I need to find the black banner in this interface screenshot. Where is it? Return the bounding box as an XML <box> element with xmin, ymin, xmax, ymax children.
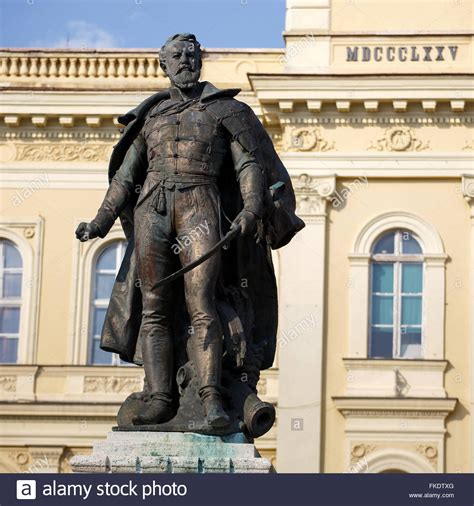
<box><xmin>1</xmin><ymin>473</ymin><xmax>473</xmax><ymax>506</ymax></box>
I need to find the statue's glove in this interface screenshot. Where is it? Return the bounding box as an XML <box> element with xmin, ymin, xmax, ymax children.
<box><xmin>231</xmin><ymin>209</ymin><xmax>259</xmax><ymax>236</ymax></box>
<box><xmin>75</xmin><ymin>221</ymin><xmax>102</xmax><ymax>242</ymax></box>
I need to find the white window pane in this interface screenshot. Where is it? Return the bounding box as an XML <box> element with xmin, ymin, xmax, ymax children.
<box><xmin>373</xmin><ymin>232</ymin><xmax>395</xmax><ymax>254</ymax></box>
<box><xmin>3</xmin><ymin>272</ymin><xmax>22</xmax><ymax>297</ymax></box>
<box><xmin>0</xmin><ymin>307</ymin><xmax>20</xmax><ymax>333</ymax></box>
<box><xmin>370</xmin><ymin>327</ymin><xmax>393</xmax><ymax>358</ymax></box>
<box><xmin>400</xmin><ymin>329</ymin><xmax>422</xmax><ymax>358</ymax></box>
<box><xmin>4</xmin><ymin>242</ymin><xmax>22</xmax><ymax>268</ymax></box>
<box><xmin>95</xmin><ymin>273</ymin><xmax>115</xmax><ymax>299</ymax></box>
<box><xmin>0</xmin><ymin>336</ymin><xmax>18</xmax><ymax>363</ymax></box>
<box><xmin>97</xmin><ymin>246</ymin><xmax>116</xmax><ymax>270</ymax></box>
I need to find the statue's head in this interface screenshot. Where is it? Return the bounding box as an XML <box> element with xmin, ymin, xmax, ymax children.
<box><xmin>159</xmin><ymin>33</ymin><xmax>202</xmax><ymax>90</ymax></box>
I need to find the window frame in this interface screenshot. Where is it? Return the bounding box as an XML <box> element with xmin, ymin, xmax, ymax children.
<box><xmin>348</xmin><ymin>211</ymin><xmax>447</xmax><ymax>361</ymax></box>
<box><xmin>88</xmin><ymin>240</ymin><xmax>127</xmax><ymax>366</ymax></box>
<box><xmin>368</xmin><ymin>230</ymin><xmax>425</xmax><ymax>359</ymax></box>
<box><xmin>0</xmin><ymin>219</ymin><xmax>43</xmax><ymax>365</ymax></box>
<box><xmin>69</xmin><ymin>222</ymin><xmax>127</xmax><ymax>365</ymax></box>
<box><xmin>0</xmin><ymin>239</ymin><xmax>23</xmax><ymax>363</ymax></box>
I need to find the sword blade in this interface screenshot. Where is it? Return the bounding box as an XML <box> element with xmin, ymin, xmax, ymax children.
<box><xmin>151</xmin><ymin>225</ymin><xmax>241</xmax><ymax>290</ymax></box>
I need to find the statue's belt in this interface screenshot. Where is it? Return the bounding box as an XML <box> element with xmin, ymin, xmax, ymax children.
<box><xmin>150</xmin><ymin>225</ymin><xmax>241</xmax><ymax>290</ymax></box>
<box><xmin>136</xmin><ymin>173</ymin><xmax>217</xmax><ymax>214</ymax></box>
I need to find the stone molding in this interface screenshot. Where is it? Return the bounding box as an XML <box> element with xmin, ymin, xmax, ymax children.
<box><xmin>333</xmin><ymin>396</ymin><xmax>457</xmax><ymax>418</ymax></box>
<box><xmin>292</xmin><ymin>173</ymin><xmax>336</xmax><ymax>218</ymax></box>
<box><xmin>0</xmin><ymin>219</ymin><xmax>44</xmax><ymax>365</ymax></box>
<box><xmin>342</xmin><ymin>359</ymin><xmax>449</xmax><ymax>398</ymax></box>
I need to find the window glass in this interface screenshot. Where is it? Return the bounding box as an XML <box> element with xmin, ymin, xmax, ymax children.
<box><xmin>400</xmin><ymin>329</ymin><xmax>422</xmax><ymax>358</ymax></box>
<box><xmin>372</xmin><ymin>295</ymin><xmax>393</xmax><ymax>325</ymax></box>
<box><xmin>372</xmin><ymin>263</ymin><xmax>394</xmax><ymax>293</ymax></box>
<box><xmin>401</xmin><ymin>231</ymin><xmax>422</xmax><ymax>254</ymax></box>
<box><xmin>89</xmin><ymin>241</ymin><xmax>127</xmax><ymax>365</ymax></box>
<box><xmin>4</xmin><ymin>243</ymin><xmax>22</xmax><ymax>268</ymax></box>
<box><xmin>373</xmin><ymin>232</ymin><xmax>395</xmax><ymax>254</ymax></box>
<box><xmin>401</xmin><ymin>296</ymin><xmax>422</xmax><ymax>326</ymax></box>
<box><xmin>370</xmin><ymin>327</ymin><xmax>393</xmax><ymax>358</ymax></box>
<box><xmin>0</xmin><ymin>337</ymin><xmax>18</xmax><ymax>363</ymax></box>
<box><xmin>95</xmin><ymin>273</ymin><xmax>115</xmax><ymax>300</ymax></box>
<box><xmin>402</xmin><ymin>263</ymin><xmax>423</xmax><ymax>293</ymax></box>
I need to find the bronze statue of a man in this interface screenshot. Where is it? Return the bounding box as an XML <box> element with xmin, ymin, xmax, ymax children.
<box><xmin>76</xmin><ymin>33</ymin><xmax>304</xmax><ymax>437</ymax></box>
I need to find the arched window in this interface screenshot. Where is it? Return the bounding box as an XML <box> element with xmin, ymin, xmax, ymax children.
<box><xmin>369</xmin><ymin>229</ymin><xmax>424</xmax><ymax>359</ymax></box>
<box><xmin>89</xmin><ymin>240</ymin><xmax>127</xmax><ymax>365</ymax></box>
<box><xmin>0</xmin><ymin>239</ymin><xmax>23</xmax><ymax>364</ymax></box>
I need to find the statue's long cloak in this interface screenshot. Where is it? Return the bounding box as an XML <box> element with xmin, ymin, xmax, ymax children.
<box><xmin>100</xmin><ymin>83</ymin><xmax>304</xmax><ymax>370</ymax></box>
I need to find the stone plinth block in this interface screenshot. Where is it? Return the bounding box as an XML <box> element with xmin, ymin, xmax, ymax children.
<box><xmin>71</xmin><ymin>431</ymin><xmax>272</xmax><ymax>473</ymax></box>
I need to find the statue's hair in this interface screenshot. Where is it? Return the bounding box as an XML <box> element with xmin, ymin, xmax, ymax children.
<box><xmin>159</xmin><ymin>33</ymin><xmax>202</xmax><ymax>72</ymax></box>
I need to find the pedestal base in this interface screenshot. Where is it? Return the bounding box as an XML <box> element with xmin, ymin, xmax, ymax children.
<box><xmin>71</xmin><ymin>431</ymin><xmax>272</xmax><ymax>473</ymax></box>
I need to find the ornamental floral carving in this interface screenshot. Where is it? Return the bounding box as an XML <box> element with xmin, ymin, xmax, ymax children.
<box><xmin>368</xmin><ymin>126</ymin><xmax>430</xmax><ymax>152</ymax></box>
<box><xmin>83</xmin><ymin>376</ymin><xmax>142</xmax><ymax>393</ymax></box>
<box><xmin>8</xmin><ymin>451</ymin><xmax>30</xmax><ymax>469</ymax></box>
<box><xmin>15</xmin><ymin>142</ymin><xmax>112</xmax><ymax>162</ymax></box>
<box><xmin>416</xmin><ymin>444</ymin><xmax>438</xmax><ymax>468</ymax></box>
<box><xmin>462</xmin><ymin>140</ymin><xmax>473</xmax><ymax>151</ymax></box>
<box><xmin>284</xmin><ymin>126</ymin><xmax>335</xmax><ymax>152</ymax></box>
<box><xmin>462</xmin><ymin>175</ymin><xmax>474</xmax><ymax>202</ymax></box>
<box><xmin>0</xmin><ymin>376</ymin><xmax>17</xmax><ymax>392</ymax></box>
<box><xmin>350</xmin><ymin>443</ymin><xmax>377</xmax><ymax>465</ymax></box>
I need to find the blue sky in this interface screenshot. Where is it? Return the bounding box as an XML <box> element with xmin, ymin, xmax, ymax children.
<box><xmin>0</xmin><ymin>0</ymin><xmax>286</xmax><ymax>49</ymax></box>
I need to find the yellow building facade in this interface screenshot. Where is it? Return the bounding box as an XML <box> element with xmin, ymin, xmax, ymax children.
<box><xmin>0</xmin><ymin>0</ymin><xmax>473</xmax><ymax>473</ymax></box>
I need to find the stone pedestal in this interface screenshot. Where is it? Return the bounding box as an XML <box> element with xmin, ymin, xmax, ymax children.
<box><xmin>71</xmin><ymin>431</ymin><xmax>272</xmax><ymax>473</ymax></box>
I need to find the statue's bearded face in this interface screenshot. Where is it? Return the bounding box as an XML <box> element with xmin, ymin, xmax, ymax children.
<box><xmin>162</xmin><ymin>40</ymin><xmax>201</xmax><ymax>89</ymax></box>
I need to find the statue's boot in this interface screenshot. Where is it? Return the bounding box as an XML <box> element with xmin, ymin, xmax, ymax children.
<box><xmin>203</xmin><ymin>397</ymin><xmax>230</xmax><ymax>428</ymax></box>
<box><xmin>132</xmin><ymin>395</ymin><xmax>175</xmax><ymax>425</ymax></box>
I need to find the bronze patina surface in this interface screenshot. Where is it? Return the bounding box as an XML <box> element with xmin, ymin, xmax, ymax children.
<box><xmin>75</xmin><ymin>33</ymin><xmax>304</xmax><ymax>438</ymax></box>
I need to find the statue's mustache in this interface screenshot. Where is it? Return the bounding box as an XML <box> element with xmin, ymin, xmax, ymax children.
<box><xmin>177</xmin><ymin>66</ymin><xmax>193</xmax><ymax>74</ymax></box>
